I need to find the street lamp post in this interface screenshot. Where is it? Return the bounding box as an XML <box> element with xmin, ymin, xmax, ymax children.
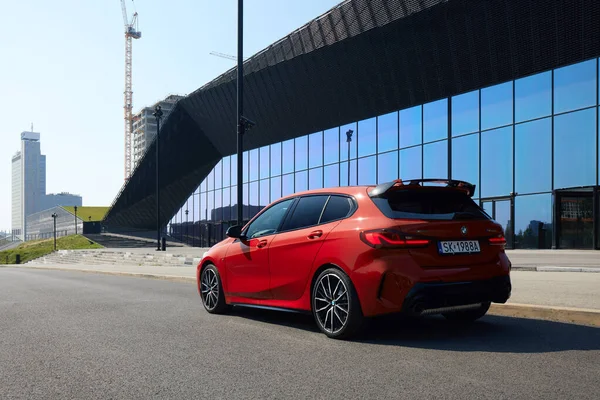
<box><xmin>236</xmin><ymin>0</ymin><xmax>244</xmax><ymax>226</ymax></box>
<box><xmin>185</xmin><ymin>209</ymin><xmax>189</xmax><ymax>245</ymax></box>
<box><xmin>153</xmin><ymin>105</ymin><xmax>164</xmax><ymax>251</ymax></box>
<box><xmin>51</xmin><ymin>212</ymin><xmax>57</xmax><ymax>251</ymax></box>
<box><xmin>346</xmin><ymin>129</ymin><xmax>353</xmax><ymax>186</ymax></box>
<box><xmin>74</xmin><ymin>205</ymin><xmax>78</xmax><ymax>235</ymax></box>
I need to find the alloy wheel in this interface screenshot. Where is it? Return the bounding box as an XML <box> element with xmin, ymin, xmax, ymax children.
<box><xmin>201</xmin><ymin>268</ymin><xmax>219</xmax><ymax>310</ymax></box>
<box><xmin>314</xmin><ymin>273</ymin><xmax>349</xmax><ymax>334</ymax></box>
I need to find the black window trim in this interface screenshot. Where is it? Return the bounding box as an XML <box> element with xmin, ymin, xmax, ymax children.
<box><xmin>277</xmin><ymin>193</ymin><xmax>357</xmax><ymax>234</ymax></box>
<box><xmin>241</xmin><ymin>197</ymin><xmax>298</xmax><ymax>239</ymax></box>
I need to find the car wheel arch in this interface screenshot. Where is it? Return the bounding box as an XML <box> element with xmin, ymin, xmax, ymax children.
<box><xmin>309</xmin><ymin>263</ymin><xmax>363</xmax><ymax>314</ymax></box>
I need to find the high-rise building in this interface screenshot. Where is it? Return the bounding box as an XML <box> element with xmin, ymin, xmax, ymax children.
<box><xmin>132</xmin><ymin>94</ymin><xmax>184</xmax><ymax>170</ymax></box>
<box><xmin>11</xmin><ymin>131</ymin><xmax>46</xmax><ymax>240</ymax></box>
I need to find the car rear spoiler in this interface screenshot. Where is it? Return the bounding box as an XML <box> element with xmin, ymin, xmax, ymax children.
<box><xmin>368</xmin><ymin>179</ymin><xmax>476</xmax><ymax>198</ymax></box>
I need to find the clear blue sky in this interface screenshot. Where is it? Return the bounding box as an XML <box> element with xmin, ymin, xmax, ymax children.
<box><xmin>0</xmin><ymin>0</ymin><xmax>340</xmax><ymax>230</ymax></box>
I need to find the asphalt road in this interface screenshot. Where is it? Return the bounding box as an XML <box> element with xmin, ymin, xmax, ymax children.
<box><xmin>1</xmin><ymin>269</ymin><xmax>598</xmax><ymax>400</ymax></box>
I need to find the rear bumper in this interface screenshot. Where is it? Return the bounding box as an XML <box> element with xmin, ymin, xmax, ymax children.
<box><xmin>401</xmin><ymin>275</ymin><xmax>511</xmax><ymax>315</ymax></box>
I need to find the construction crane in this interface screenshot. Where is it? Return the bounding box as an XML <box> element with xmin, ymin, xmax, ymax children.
<box><xmin>210</xmin><ymin>51</ymin><xmax>238</xmax><ymax>61</ymax></box>
<box><xmin>121</xmin><ymin>0</ymin><xmax>141</xmax><ymax>180</ymax></box>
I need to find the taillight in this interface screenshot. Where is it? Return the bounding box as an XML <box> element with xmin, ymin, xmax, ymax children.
<box><xmin>488</xmin><ymin>235</ymin><xmax>507</xmax><ymax>246</ymax></box>
<box><xmin>360</xmin><ymin>229</ymin><xmax>429</xmax><ymax>249</ymax></box>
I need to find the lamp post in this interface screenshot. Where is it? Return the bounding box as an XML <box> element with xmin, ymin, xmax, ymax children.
<box><xmin>236</xmin><ymin>0</ymin><xmax>244</xmax><ymax>226</ymax></box>
<box><xmin>74</xmin><ymin>205</ymin><xmax>78</xmax><ymax>235</ymax></box>
<box><xmin>153</xmin><ymin>105</ymin><xmax>164</xmax><ymax>251</ymax></box>
<box><xmin>51</xmin><ymin>212</ymin><xmax>57</xmax><ymax>251</ymax></box>
<box><xmin>346</xmin><ymin>129</ymin><xmax>353</xmax><ymax>186</ymax></box>
<box><xmin>185</xmin><ymin>209</ymin><xmax>189</xmax><ymax>245</ymax></box>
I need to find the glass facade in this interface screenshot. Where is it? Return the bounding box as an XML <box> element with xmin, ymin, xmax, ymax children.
<box><xmin>170</xmin><ymin>57</ymin><xmax>600</xmax><ymax>250</ymax></box>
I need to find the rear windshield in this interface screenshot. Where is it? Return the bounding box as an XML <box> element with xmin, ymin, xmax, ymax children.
<box><xmin>371</xmin><ymin>189</ymin><xmax>489</xmax><ymax>220</ymax></box>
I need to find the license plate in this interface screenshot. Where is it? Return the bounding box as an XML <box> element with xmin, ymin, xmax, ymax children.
<box><xmin>438</xmin><ymin>240</ymin><xmax>480</xmax><ymax>255</ymax></box>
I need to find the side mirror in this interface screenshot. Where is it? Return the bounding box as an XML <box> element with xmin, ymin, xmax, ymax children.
<box><xmin>226</xmin><ymin>225</ymin><xmax>245</xmax><ymax>239</ymax></box>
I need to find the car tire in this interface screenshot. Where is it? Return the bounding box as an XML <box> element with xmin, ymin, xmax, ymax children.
<box><xmin>312</xmin><ymin>268</ymin><xmax>363</xmax><ymax>339</ymax></box>
<box><xmin>200</xmin><ymin>264</ymin><xmax>230</xmax><ymax>314</ymax></box>
<box><xmin>442</xmin><ymin>301</ymin><xmax>491</xmax><ymax>322</ymax></box>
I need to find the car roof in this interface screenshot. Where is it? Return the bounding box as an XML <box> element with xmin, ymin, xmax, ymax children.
<box><xmin>278</xmin><ymin>186</ymin><xmax>371</xmax><ymax>201</ymax></box>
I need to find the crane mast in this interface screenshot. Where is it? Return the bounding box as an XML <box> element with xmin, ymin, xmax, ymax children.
<box><xmin>121</xmin><ymin>0</ymin><xmax>141</xmax><ymax>180</ymax></box>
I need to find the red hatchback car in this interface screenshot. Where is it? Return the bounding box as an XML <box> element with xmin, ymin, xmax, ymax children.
<box><xmin>197</xmin><ymin>179</ymin><xmax>512</xmax><ymax>339</ymax></box>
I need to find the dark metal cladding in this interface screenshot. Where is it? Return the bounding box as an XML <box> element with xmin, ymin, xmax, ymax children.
<box><xmin>104</xmin><ymin>0</ymin><xmax>600</xmax><ymax>230</ymax></box>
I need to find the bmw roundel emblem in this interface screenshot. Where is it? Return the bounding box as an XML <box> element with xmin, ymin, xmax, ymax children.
<box><xmin>461</xmin><ymin>226</ymin><xmax>468</xmax><ymax>235</ymax></box>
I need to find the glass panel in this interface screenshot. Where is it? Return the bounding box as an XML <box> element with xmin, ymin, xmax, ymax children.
<box><xmin>193</xmin><ymin>193</ymin><xmax>200</xmax><ymax>222</ymax></box>
<box><xmin>340</xmin><ymin>160</ymin><xmax>357</xmax><ymax>186</ymax></box>
<box><xmin>377</xmin><ymin>150</ymin><xmax>399</xmax><ymax>184</ymax></box>
<box><xmin>400</xmin><ymin>105</ymin><xmax>422</xmax><ymax>148</ymax></box>
<box><xmin>515</xmin><ymin>118</ymin><xmax>551</xmax><ymax>194</ymax></box>
<box><xmin>515</xmin><ymin>194</ymin><xmax>553</xmax><ymax>249</ymax></box>
<box><xmin>249</xmin><ymin>181</ymin><xmax>258</xmax><ymax>210</ymax></box>
<box><xmin>200</xmin><ymin>178</ymin><xmax>207</xmax><ymax>193</ymax></box>
<box><xmin>452</xmin><ymin>90</ymin><xmax>479</xmax><ymax>136</ymax></box>
<box><xmin>481</xmin><ymin>127</ymin><xmax>513</xmax><ymax>198</ymax></box>
<box><xmin>282</xmin><ymin>174</ymin><xmax>294</xmax><ymax>197</ymax></box>
<box><xmin>230</xmin><ymin>154</ymin><xmax>237</xmax><ymax>187</ymax></box>
<box><xmin>243</xmin><ymin>183</ymin><xmax>249</xmax><ymax>220</ymax></box>
<box><xmin>222</xmin><ymin>187</ymin><xmax>231</xmax><ymax>221</ymax></box>
<box><xmin>270</xmin><ymin>176</ymin><xmax>281</xmax><ymax>202</ymax></box>
<box><xmin>309</xmin><ymin>167</ymin><xmax>323</xmax><ymax>189</ymax></box>
<box><xmin>515</xmin><ymin>71</ymin><xmax>551</xmax><ymax>123</ymax></box>
<box><xmin>282</xmin><ymin>196</ymin><xmax>329</xmax><ymax>231</ymax></box>
<box><xmin>260</xmin><ymin>146</ymin><xmax>270</xmax><ymax>180</ymax></box>
<box><xmin>554</xmin><ymin>108</ymin><xmax>596</xmax><ymax>189</ymax></box>
<box><xmin>554</xmin><ymin>59</ymin><xmax>597</xmax><ymax>114</ymax></box>
<box><xmin>559</xmin><ymin>195</ymin><xmax>594</xmax><ymax>249</ymax></box>
<box><xmin>207</xmin><ymin>169</ymin><xmax>214</xmax><ymax>191</ymax></box>
<box><xmin>245</xmin><ymin>199</ymin><xmax>295</xmax><ymax>239</ymax></box>
<box><xmin>199</xmin><ymin>192</ymin><xmax>206</xmax><ymax>222</ymax></box>
<box><xmin>242</xmin><ymin>150</ymin><xmax>249</xmax><ymax>183</ymax></box>
<box><xmin>340</xmin><ymin>122</ymin><xmax>357</xmax><ymax>161</ymax></box>
<box><xmin>321</xmin><ymin>196</ymin><xmax>352</xmax><ymax>223</ymax></box>
<box><xmin>282</xmin><ymin>139</ymin><xmax>294</xmax><ymax>174</ymax></box>
<box><xmin>214</xmin><ymin>189</ymin><xmax>222</xmax><ymax>222</ymax></box>
<box><xmin>207</xmin><ymin>190</ymin><xmax>214</xmax><ymax>221</ymax></box>
<box><xmin>494</xmin><ymin>200</ymin><xmax>514</xmax><ymax>249</ymax></box>
<box><xmin>309</xmin><ymin>132</ymin><xmax>323</xmax><ymax>168</ymax></box>
<box><xmin>295</xmin><ymin>136</ymin><xmax>308</xmax><ymax>171</ymax></box>
<box><xmin>482</xmin><ymin>201</ymin><xmax>493</xmax><ymax>218</ymax></box>
<box><xmin>378</xmin><ymin>111</ymin><xmax>399</xmax><ymax>153</ymax></box>
<box><xmin>270</xmin><ymin>143</ymin><xmax>281</xmax><ymax>176</ymax></box>
<box><xmin>323</xmin><ymin>127</ymin><xmax>339</xmax><ymax>165</ymax></box>
<box><xmin>230</xmin><ymin>186</ymin><xmax>237</xmax><ymax>222</ymax></box>
<box><xmin>214</xmin><ymin>160</ymin><xmax>222</xmax><ymax>189</ymax></box>
<box><xmin>452</xmin><ymin>133</ymin><xmax>479</xmax><ymax>198</ymax></box>
<box><xmin>399</xmin><ymin>146</ymin><xmax>422</xmax><ymax>181</ymax></box>
<box><xmin>423</xmin><ymin>140</ymin><xmax>448</xmax><ymax>179</ymax></box>
<box><xmin>324</xmin><ymin>164</ymin><xmax>339</xmax><ymax>188</ymax></box>
<box><xmin>358</xmin><ymin>156</ymin><xmax>376</xmax><ymax>185</ymax></box>
<box><xmin>222</xmin><ymin>156</ymin><xmax>230</xmax><ymax>187</ymax></box>
<box><xmin>295</xmin><ymin>170</ymin><xmax>308</xmax><ymax>192</ymax></box>
<box><xmin>358</xmin><ymin>117</ymin><xmax>377</xmax><ymax>157</ymax></box>
<box><xmin>481</xmin><ymin>82</ymin><xmax>513</xmax><ymax>130</ymax></box>
<box><xmin>249</xmin><ymin>149</ymin><xmax>259</xmax><ymax>182</ymax></box>
<box><xmin>260</xmin><ymin>179</ymin><xmax>269</xmax><ymax>208</ymax></box>
<box><xmin>423</xmin><ymin>98</ymin><xmax>448</xmax><ymax>143</ymax></box>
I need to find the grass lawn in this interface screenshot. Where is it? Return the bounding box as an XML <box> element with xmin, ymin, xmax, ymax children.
<box><xmin>0</xmin><ymin>235</ymin><xmax>103</xmax><ymax>265</ymax></box>
<box><xmin>62</xmin><ymin>206</ymin><xmax>109</xmax><ymax>222</ymax></box>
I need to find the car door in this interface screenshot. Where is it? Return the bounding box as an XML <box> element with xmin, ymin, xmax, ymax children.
<box><xmin>224</xmin><ymin>198</ymin><xmax>295</xmax><ymax>300</ymax></box>
<box><xmin>268</xmin><ymin>195</ymin><xmax>354</xmax><ymax>301</ymax></box>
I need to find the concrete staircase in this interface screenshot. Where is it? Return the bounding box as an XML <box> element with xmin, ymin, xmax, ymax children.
<box><xmin>83</xmin><ymin>233</ymin><xmax>184</xmax><ymax>248</ymax></box>
<box><xmin>25</xmin><ymin>249</ymin><xmax>211</xmax><ymax>268</ymax></box>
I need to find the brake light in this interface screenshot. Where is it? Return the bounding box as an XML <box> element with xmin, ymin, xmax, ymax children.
<box><xmin>360</xmin><ymin>229</ymin><xmax>429</xmax><ymax>249</ymax></box>
<box><xmin>488</xmin><ymin>236</ymin><xmax>507</xmax><ymax>246</ymax></box>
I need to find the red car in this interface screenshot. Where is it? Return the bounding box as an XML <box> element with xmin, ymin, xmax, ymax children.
<box><xmin>197</xmin><ymin>179</ymin><xmax>511</xmax><ymax>339</ymax></box>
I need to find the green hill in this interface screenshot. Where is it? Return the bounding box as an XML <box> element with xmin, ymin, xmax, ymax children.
<box><xmin>62</xmin><ymin>206</ymin><xmax>109</xmax><ymax>222</ymax></box>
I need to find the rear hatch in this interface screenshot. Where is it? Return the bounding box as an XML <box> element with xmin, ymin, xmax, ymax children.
<box><xmin>369</xmin><ymin>185</ymin><xmax>505</xmax><ymax>267</ymax></box>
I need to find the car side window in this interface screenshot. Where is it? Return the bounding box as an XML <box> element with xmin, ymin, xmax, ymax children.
<box><xmin>281</xmin><ymin>195</ymin><xmax>329</xmax><ymax>231</ymax></box>
<box><xmin>245</xmin><ymin>198</ymin><xmax>295</xmax><ymax>239</ymax></box>
<box><xmin>320</xmin><ymin>195</ymin><xmax>352</xmax><ymax>223</ymax></box>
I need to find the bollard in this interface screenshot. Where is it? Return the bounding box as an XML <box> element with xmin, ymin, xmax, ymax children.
<box><xmin>15</xmin><ymin>254</ymin><xmax>21</xmax><ymax>264</ymax></box>
<box><xmin>161</xmin><ymin>237</ymin><xmax>166</xmax><ymax>251</ymax></box>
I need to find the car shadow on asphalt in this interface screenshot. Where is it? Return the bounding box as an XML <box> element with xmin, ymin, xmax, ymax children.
<box><xmin>228</xmin><ymin>306</ymin><xmax>600</xmax><ymax>353</ymax></box>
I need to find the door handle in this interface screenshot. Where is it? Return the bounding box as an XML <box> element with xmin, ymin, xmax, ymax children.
<box><xmin>308</xmin><ymin>230</ymin><xmax>323</xmax><ymax>239</ymax></box>
<box><xmin>256</xmin><ymin>240</ymin><xmax>268</xmax><ymax>248</ymax></box>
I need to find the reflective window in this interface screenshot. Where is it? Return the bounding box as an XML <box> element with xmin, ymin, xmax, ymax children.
<box><xmin>399</xmin><ymin>146</ymin><xmax>422</xmax><ymax>181</ymax></box>
<box><xmin>340</xmin><ymin>122</ymin><xmax>357</xmax><ymax>161</ymax></box>
<box><xmin>358</xmin><ymin>156</ymin><xmax>376</xmax><ymax>185</ymax></box>
<box><xmin>249</xmin><ymin>149</ymin><xmax>259</xmax><ymax>182</ymax></box>
<box><xmin>324</xmin><ymin>164</ymin><xmax>339</xmax><ymax>188</ymax></box>
<box><xmin>214</xmin><ymin>160</ymin><xmax>222</xmax><ymax>189</ymax></box>
<box><xmin>400</xmin><ymin>105</ymin><xmax>422</xmax><ymax>148</ymax></box>
<box><xmin>554</xmin><ymin>108</ymin><xmax>596</xmax><ymax>189</ymax></box>
<box><xmin>281</xmin><ymin>196</ymin><xmax>328</xmax><ymax>231</ymax></box>
<box><xmin>423</xmin><ymin>140</ymin><xmax>448</xmax><ymax>179</ymax></box>
<box><xmin>340</xmin><ymin>160</ymin><xmax>357</xmax><ymax>186</ymax></box>
<box><xmin>260</xmin><ymin>146</ymin><xmax>269</xmax><ymax>180</ymax></box>
<box><xmin>230</xmin><ymin>186</ymin><xmax>237</xmax><ymax>220</ymax></box>
<box><xmin>515</xmin><ymin>194</ymin><xmax>553</xmax><ymax>249</ymax></box>
<box><xmin>199</xmin><ymin>192</ymin><xmax>206</xmax><ymax>221</ymax></box>
<box><xmin>249</xmin><ymin>181</ymin><xmax>258</xmax><ymax>208</ymax></box>
<box><xmin>554</xmin><ymin>59</ymin><xmax>597</xmax><ymax>114</ymax></box>
<box><xmin>321</xmin><ymin>196</ymin><xmax>352</xmax><ymax>223</ymax></box>
<box><xmin>323</xmin><ymin>127</ymin><xmax>339</xmax><ymax>165</ymax></box>
<box><xmin>378</xmin><ymin>150</ymin><xmax>398</xmax><ymax>184</ymax></box>
<box><xmin>270</xmin><ymin>176</ymin><xmax>281</xmax><ymax>202</ymax></box>
<box><xmin>222</xmin><ymin>187</ymin><xmax>231</xmax><ymax>221</ymax></box>
<box><xmin>295</xmin><ymin>136</ymin><xmax>308</xmax><ymax>171</ymax></box>
<box><xmin>452</xmin><ymin>90</ymin><xmax>479</xmax><ymax>136</ymax></box>
<box><xmin>378</xmin><ymin>111</ymin><xmax>398</xmax><ymax>153</ymax></box>
<box><xmin>270</xmin><ymin>143</ymin><xmax>281</xmax><ymax>176</ymax></box>
<box><xmin>452</xmin><ymin>134</ymin><xmax>479</xmax><ymax>198</ymax></box>
<box><xmin>207</xmin><ymin>190</ymin><xmax>214</xmax><ymax>221</ymax></box>
<box><xmin>309</xmin><ymin>132</ymin><xmax>323</xmax><ymax>168</ymax></box>
<box><xmin>481</xmin><ymin>82</ymin><xmax>513</xmax><ymax>130</ymax></box>
<box><xmin>423</xmin><ymin>99</ymin><xmax>448</xmax><ymax>143</ymax></box>
<box><xmin>245</xmin><ymin>198</ymin><xmax>295</xmax><ymax>239</ymax></box>
<box><xmin>200</xmin><ymin>178</ymin><xmax>207</xmax><ymax>193</ymax></box>
<box><xmin>222</xmin><ymin>156</ymin><xmax>230</xmax><ymax>187</ymax></box>
<box><xmin>515</xmin><ymin>71</ymin><xmax>551</xmax><ymax>123</ymax></box>
<box><xmin>309</xmin><ymin>167</ymin><xmax>323</xmax><ymax>189</ymax></box>
<box><xmin>282</xmin><ymin>173</ymin><xmax>294</xmax><ymax>197</ymax></box>
<box><xmin>207</xmin><ymin>169</ymin><xmax>214</xmax><ymax>191</ymax></box>
<box><xmin>515</xmin><ymin>118</ymin><xmax>551</xmax><ymax>194</ymax></box>
<box><xmin>242</xmin><ymin>150</ymin><xmax>249</xmax><ymax>183</ymax></box>
<box><xmin>214</xmin><ymin>189</ymin><xmax>222</xmax><ymax>221</ymax></box>
<box><xmin>230</xmin><ymin>154</ymin><xmax>237</xmax><ymax>187</ymax></box>
<box><xmin>358</xmin><ymin>117</ymin><xmax>377</xmax><ymax>157</ymax></box>
<box><xmin>193</xmin><ymin>194</ymin><xmax>200</xmax><ymax>222</ymax></box>
<box><xmin>481</xmin><ymin>127</ymin><xmax>513</xmax><ymax>197</ymax></box>
<box><xmin>295</xmin><ymin>170</ymin><xmax>308</xmax><ymax>192</ymax></box>
<box><xmin>282</xmin><ymin>139</ymin><xmax>294</xmax><ymax>174</ymax></box>
<box><xmin>242</xmin><ymin>183</ymin><xmax>249</xmax><ymax>220</ymax></box>
<box><xmin>260</xmin><ymin>179</ymin><xmax>269</xmax><ymax>207</ymax></box>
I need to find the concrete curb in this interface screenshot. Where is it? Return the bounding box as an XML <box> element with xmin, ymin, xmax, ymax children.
<box><xmin>511</xmin><ymin>266</ymin><xmax>600</xmax><ymax>272</ymax></box>
<box><xmin>490</xmin><ymin>303</ymin><xmax>600</xmax><ymax>327</ymax></box>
